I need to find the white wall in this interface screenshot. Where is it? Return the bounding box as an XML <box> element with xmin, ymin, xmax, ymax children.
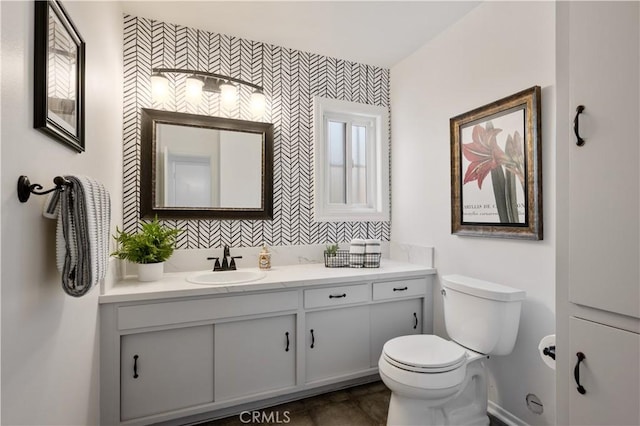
<box><xmin>391</xmin><ymin>2</ymin><xmax>556</xmax><ymax>424</ymax></box>
<box><xmin>1</xmin><ymin>1</ymin><xmax>123</xmax><ymax>424</ymax></box>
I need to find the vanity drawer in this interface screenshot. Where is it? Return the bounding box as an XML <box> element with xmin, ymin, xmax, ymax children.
<box><xmin>373</xmin><ymin>278</ymin><xmax>426</xmax><ymax>301</ymax></box>
<box><xmin>118</xmin><ymin>291</ymin><xmax>298</xmax><ymax>330</ymax></box>
<box><xmin>304</xmin><ymin>284</ymin><xmax>369</xmax><ymax>309</ymax></box>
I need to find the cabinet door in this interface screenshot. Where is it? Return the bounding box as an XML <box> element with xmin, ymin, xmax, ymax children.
<box><xmin>215</xmin><ymin>315</ymin><xmax>296</xmax><ymax>401</ymax></box>
<box><xmin>568</xmin><ymin>1</ymin><xmax>639</xmax><ymax>318</ymax></box>
<box><xmin>370</xmin><ymin>299</ymin><xmax>422</xmax><ymax>367</ymax></box>
<box><xmin>120</xmin><ymin>325</ymin><xmax>214</xmax><ymax>421</ymax></box>
<box><xmin>306</xmin><ymin>305</ymin><xmax>370</xmax><ymax>383</ymax></box>
<box><xmin>569</xmin><ymin>317</ymin><xmax>640</xmax><ymax>425</ymax></box>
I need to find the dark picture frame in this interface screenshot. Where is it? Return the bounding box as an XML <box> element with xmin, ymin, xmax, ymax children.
<box><xmin>450</xmin><ymin>86</ymin><xmax>542</xmax><ymax>240</ymax></box>
<box><xmin>34</xmin><ymin>0</ymin><xmax>85</xmax><ymax>152</ymax></box>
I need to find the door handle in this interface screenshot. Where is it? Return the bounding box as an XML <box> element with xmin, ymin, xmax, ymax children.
<box><xmin>574</xmin><ymin>105</ymin><xmax>586</xmax><ymax>146</ymax></box>
<box><xmin>285</xmin><ymin>332</ymin><xmax>290</xmax><ymax>352</ymax></box>
<box><xmin>574</xmin><ymin>352</ymin><xmax>586</xmax><ymax>394</ymax></box>
<box><xmin>413</xmin><ymin>312</ymin><xmax>418</xmax><ymax>330</ymax></box>
<box><xmin>310</xmin><ymin>329</ymin><xmax>315</xmax><ymax>349</ymax></box>
<box><xmin>329</xmin><ymin>293</ymin><xmax>346</xmax><ymax>299</ymax></box>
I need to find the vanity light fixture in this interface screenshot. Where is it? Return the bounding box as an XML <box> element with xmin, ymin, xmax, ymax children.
<box><xmin>185</xmin><ymin>74</ymin><xmax>204</xmax><ymax>105</ymax></box>
<box><xmin>151</xmin><ymin>71</ymin><xmax>170</xmax><ymax>102</ymax></box>
<box><xmin>251</xmin><ymin>89</ymin><xmax>266</xmax><ymax>117</ymax></box>
<box><xmin>219</xmin><ymin>80</ymin><xmax>237</xmax><ymax>109</ymax></box>
<box><xmin>150</xmin><ymin>68</ymin><xmax>266</xmax><ymax>116</ymax></box>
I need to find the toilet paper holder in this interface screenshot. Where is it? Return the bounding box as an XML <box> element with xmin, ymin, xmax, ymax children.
<box><xmin>542</xmin><ymin>345</ymin><xmax>556</xmax><ymax>360</ymax></box>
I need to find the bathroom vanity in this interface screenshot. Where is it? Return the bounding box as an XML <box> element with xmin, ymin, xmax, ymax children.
<box><xmin>100</xmin><ymin>260</ymin><xmax>435</xmax><ymax>425</ymax></box>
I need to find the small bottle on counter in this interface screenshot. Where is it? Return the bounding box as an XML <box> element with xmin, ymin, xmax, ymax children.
<box><xmin>258</xmin><ymin>245</ymin><xmax>271</xmax><ymax>270</ymax></box>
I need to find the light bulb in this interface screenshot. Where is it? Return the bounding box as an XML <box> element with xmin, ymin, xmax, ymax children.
<box><xmin>251</xmin><ymin>89</ymin><xmax>266</xmax><ymax>117</ymax></box>
<box><xmin>220</xmin><ymin>81</ymin><xmax>236</xmax><ymax>109</ymax></box>
<box><xmin>185</xmin><ymin>75</ymin><xmax>204</xmax><ymax>105</ymax></box>
<box><xmin>151</xmin><ymin>73</ymin><xmax>169</xmax><ymax>103</ymax></box>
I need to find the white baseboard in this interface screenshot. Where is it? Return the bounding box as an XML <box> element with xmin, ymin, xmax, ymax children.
<box><xmin>488</xmin><ymin>400</ymin><xmax>528</xmax><ymax>426</ymax></box>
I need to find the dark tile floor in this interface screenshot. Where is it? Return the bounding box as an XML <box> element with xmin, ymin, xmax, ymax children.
<box><xmin>201</xmin><ymin>381</ymin><xmax>507</xmax><ymax>426</ymax></box>
<box><xmin>206</xmin><ymin>381</ymin><xmax>390</xmax><ymax>426</ymax></box>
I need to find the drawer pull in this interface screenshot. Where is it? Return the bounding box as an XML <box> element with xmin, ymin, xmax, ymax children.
<box><xmin>393</xmin><ymin>286</ymin><xmax>408</xmax><ymax>292</ymax></box>
<box><xmin>285</xmin><ymin>332</ymin><xmax>290</xmax><ymax>352</ymax></box>
<box><xmin>329</xmin><ymin>293</ymin><xmax>347</xmax><ymax>299</ymax></box>
<box><xmin>133</xmin><ymin>354</ymin><xmax>139</xmax><ymax>379</ymax></box>
<box><xmin>413</xmin><ymin>312</ymin><xmax>418</xmax><ymax>329</ymax></box>
<box><xmin>310</xmin><ymin>329</ymin><xmax>315</xmax><ymax>348</ymax></box>
<box><xmin>574</xmin><ymin>352</ymin><xmax>586</xmax><ymax>394</ymax></box>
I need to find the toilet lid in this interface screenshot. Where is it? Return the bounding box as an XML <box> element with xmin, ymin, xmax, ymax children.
<box><xmin>382</xmin><ymin>335</ymin><xmax>467</xmax><ymax>372</ymax></box>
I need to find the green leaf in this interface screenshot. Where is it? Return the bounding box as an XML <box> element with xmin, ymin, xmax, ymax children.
<box><xmin>325</xmin><ymin>243</ymin><xmax>339</xmax><ymax>255</ymax></box>
<box><xmin>504</xmin><ymin>169</ymin><xmax>519</xmax><ymax>223</ymax></box>
<box><xmin>491</xmin><ymin>167</ymin><xmax>509</xmax><ymax>223</ymax></box>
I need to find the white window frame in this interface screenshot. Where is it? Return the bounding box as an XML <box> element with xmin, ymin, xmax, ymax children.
<box><xmin>313</xmin><ymin>96</ymin><xmax>389</xmax><ymax>222</ymax></box>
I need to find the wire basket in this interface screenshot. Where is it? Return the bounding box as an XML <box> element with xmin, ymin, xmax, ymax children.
<box><xmin>324</xmin><ymin>249</ymin><xmax>381</xmax><ymax>268</ymax></box>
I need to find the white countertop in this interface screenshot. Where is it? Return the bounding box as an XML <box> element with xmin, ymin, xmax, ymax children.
<box><xmin>99</xmin><ymin>260</ymin><xmax>436</xmax><ymax>304</ymax></box>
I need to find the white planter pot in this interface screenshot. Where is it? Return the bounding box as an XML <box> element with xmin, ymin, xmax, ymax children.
<box><xmin>137</xmin><ymin>262</ymin><xmax>164</xmax><ymax>282</ymax></box>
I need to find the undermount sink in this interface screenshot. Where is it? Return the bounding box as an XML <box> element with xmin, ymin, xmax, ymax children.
<box><xmin>186</xmin><ymin>270</ymin><xmax>266</xmax><ymax>285</ymax></box>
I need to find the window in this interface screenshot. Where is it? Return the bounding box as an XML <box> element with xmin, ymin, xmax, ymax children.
<box><xmin>313</xmin><ymin>97</ymin><xmax>389</xmax><ymax>222</ymax></box>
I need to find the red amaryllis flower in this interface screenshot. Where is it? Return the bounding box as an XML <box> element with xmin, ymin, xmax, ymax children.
<box><xmin>504</xmin><ymin>131</ymin><xmax>525</xmax><ymax>187</ymax></box>
<box><xmin>462</xmin><ymin>123</ymin><xmax>505</xmax><ymax>189</ymax></box>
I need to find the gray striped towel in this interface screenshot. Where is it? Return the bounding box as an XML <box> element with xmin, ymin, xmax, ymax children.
<box><xmin>44</xmin><ymin>176</ymin><xmax>111</xmax><ymax>297</ymax></box>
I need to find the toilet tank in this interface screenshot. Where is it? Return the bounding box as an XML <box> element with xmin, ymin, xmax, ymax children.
<box><xmin>442</xmin><ymin>275</ymin><xmax>526</xmax><ymax>355</ymax></box>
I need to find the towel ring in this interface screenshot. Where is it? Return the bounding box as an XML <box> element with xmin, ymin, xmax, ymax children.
<box><xmin>17</xmin><ymin>175</ymin><xmax>72</xmax><ymax>203</ymax></box>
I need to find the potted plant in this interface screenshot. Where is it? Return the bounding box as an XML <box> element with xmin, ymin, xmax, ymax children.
<box><xmin>111</xmin><ymin>217</ymin><xmax>181</xmax><ymax>281</ymax></box>
<box><xmin>324</xmin><ymin>243</ymin><xmax>345</xmax><ymax>267</ymax></box>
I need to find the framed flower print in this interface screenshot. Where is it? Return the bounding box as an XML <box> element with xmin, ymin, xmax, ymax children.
<box><xmin>34</xmin><ymin>0</ymin><xmax>85</xmax><ymax>152</ymax></box>
<box><xmin>450</xmin><ymin>86</ymin><xmax>542</xmax><ymax>240</ymax></box>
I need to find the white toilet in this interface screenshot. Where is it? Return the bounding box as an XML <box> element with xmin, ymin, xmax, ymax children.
<box><xmin>379</xmin><ymin>274</ymin><xmax>526</xmax><ymax>425</ymax></box>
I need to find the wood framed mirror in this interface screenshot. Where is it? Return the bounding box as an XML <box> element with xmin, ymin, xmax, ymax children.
<box><xmin>140</xmin><ymin>108</ymin><xmax>274</xmax><ymax>219</ymax></box>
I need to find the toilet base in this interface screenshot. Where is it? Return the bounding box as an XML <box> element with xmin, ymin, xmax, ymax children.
<box><xmin>387</xmin><ymin>393</ymin><xmax>489</xmax><ymax>426</ymax></box>
<box><xmin>383</xmin><ymin>359</ymin><xmax>489</xmax><ymax>426</ymax></box>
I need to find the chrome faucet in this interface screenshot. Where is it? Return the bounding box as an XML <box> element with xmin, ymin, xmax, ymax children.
<box><xmin>208</xmin><ymin>245</ymin><xmax>242</xmax><ymax>271</ymax></box>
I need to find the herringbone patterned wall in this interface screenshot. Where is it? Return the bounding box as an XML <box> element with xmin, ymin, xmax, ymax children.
<box><xmin>123</xmin><ymin>15</ymin><xmax>391</xmax><ymax>249</ymax></box>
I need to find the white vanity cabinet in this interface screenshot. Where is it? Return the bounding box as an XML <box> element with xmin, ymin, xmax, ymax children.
<box><xmin>306</xmin><ymin>305</ymin><xmax>371</xmax><ymax>383</ymax></box>
<box><xmin>370</xmin><ymin>299</ymin><xmax>422</xmax><ymax>367</ymax></box>
<box><xmin>304</xmin><ymin>284</ymin><xmax>372</xmax><ymax>383</ymax></box>
<box><xmin>215</xmin><ymin>314</ymin><xmax>296</xmax><ymax>401</ymax></box>
<box><xmin>120</xmin><ymin>325</ymin><xmax>215</xmax><ymax>421</ymax></box>
<box><xmin>100</xmin><ymin>265</ymin><xmax>434</xmax><ymax>425</ymax></box>
<box><xmin>370</xmin><ymin>278</ymin><xmax>426</xmax><ymax>366</ymax></box>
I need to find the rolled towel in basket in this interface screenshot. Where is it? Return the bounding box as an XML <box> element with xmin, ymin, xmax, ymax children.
<box><xmin>349</xmin><ymin>239</ymin><xmax>366</xmax><ymax>268</ymax></box>
<box><xmin>44</xmin><ymin>176</ymin><xmax>111</xmax><ymax>297</ymax></box>
<box><xmin>364</xmin><ymin>239</ymin><xmax>381</xmax><ymax>268</ymax></box>
<box><xmin>364</xmin><ymin>239</ymin><xmax>381</xmax><ymax>254</ymax></box>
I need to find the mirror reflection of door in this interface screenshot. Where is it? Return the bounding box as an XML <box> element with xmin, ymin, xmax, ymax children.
<box><xmin>166</xmin><ymin>153</ymin><xmax>213</xmax><ymax>207</ymax></box>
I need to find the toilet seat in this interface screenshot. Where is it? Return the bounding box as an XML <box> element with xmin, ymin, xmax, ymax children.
<box><xmin>382</xmin><ymin>335</ymin><xmax>468</xmax><ymax>373</ymax></box>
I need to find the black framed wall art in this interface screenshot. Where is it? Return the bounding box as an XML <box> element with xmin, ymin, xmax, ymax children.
<box><xmin>34</xmin><ymin>0</ymin><xmax>85</xmax><ymax>152</ymax></box>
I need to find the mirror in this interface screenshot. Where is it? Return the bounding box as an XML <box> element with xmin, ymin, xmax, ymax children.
<box><xmin>141</xmin><ymin>108</ymin><xmax>273</xmax><ymax>219</ymax></box>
